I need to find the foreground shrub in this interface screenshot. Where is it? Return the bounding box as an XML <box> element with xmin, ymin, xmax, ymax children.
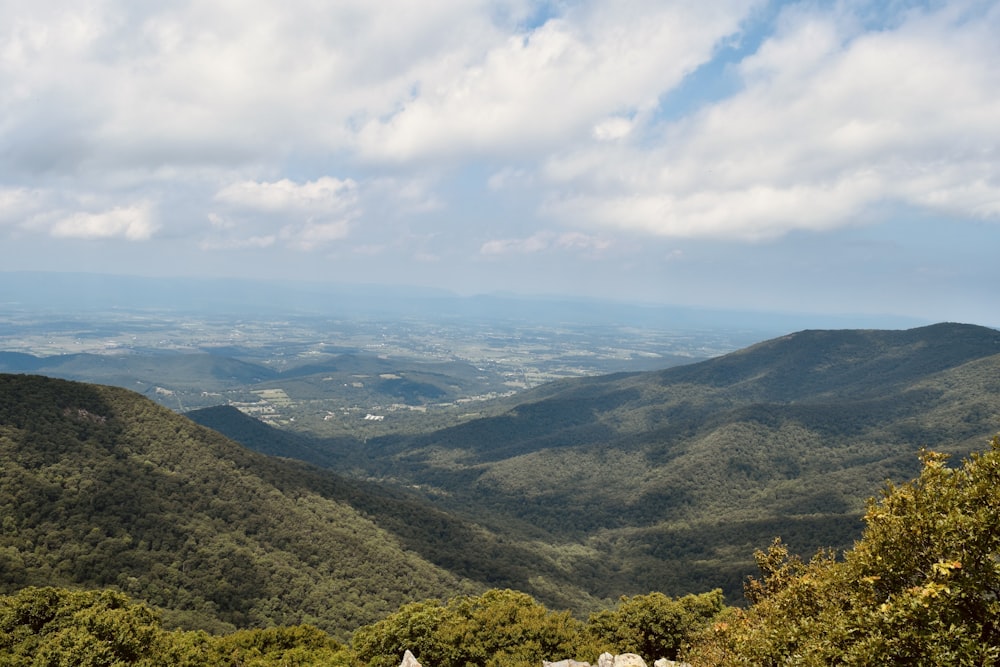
<box><xmin>0</xmin><ymin>587</ymin><xmax>161</xmax><ymax>665</ymax></box>
<box><xmin>689</xmin><ymin>436</ymin><xmax>1000</xmax><ymax>665</ymax></box>
<box><xmin>585</xmin><ymin>589</ymin><xmax>725</xmax><ymax>662</ymax></box>
<box><xmin>352</xmin><ymin>586</ymin><xmax>728</xmax><ymax>667</ymax></box>
<box><xmin>0</xmin><ymin>586</ymin><xmax>350</xmax><ymax>666</ymax></box>
<box><xmin>352</xmin><ymin>589</ymin><xmax>585</xmax><ymax>667</ymax></box>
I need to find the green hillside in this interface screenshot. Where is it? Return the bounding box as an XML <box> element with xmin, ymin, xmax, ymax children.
<box><xmin>4</xmin><ymin>323</ymin><xmax>1000</xmax><ymax>664</ymax></box>
<box><xmin>184</xmin><ymin>404</ymin><xmax>615</xmax><ymax>613</ymax></box>
<box><xmin>218</xmin><ymin>323</ymin><xmax>1000</xmax><ymax>603</ymax></box>
<box><xmin>0</xmin><ymin>352</ymin><xmax>278</xmax><ymax>389</ymax></box>
<box><xmin>185</xmin><ymin>403</ymin><xmax>346</xmax><ymax>465</ymax></box>
<box><xmin>6</xmin><ymin>439</ymin><xmax>1000</xmax><ymax>666</ymax></box>
<box><xmin>0</xmin><ymin>349</ymin><xmax>511</xmax><ymax>418</ymax></box>
<box><xmin>6</xmin><ymin>323</ymin><xmax>999</xmax><ymax>639</ymax></box>
<box><xmin>0</xmin><ymin>374</ymin><xmax>488</xmax><ymax>639</ymax></box>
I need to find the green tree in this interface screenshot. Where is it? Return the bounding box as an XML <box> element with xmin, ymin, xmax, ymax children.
<box><xmin>352</xmin><ymin>589</ymin><xmax>585</xmax><ymax>667</ymax></box>
<box><xmin>351</xmin><ymin>599</ymin><xmax>450</xmax><ymax>667</ymax></box>
<box><xmin>585</xmin><ymin>590</ymin><xmax>725</xmax><ymax>662</ymax></box>
<box><xmin>689</xmin><ymin>436</ymin><xmax>1000</xmax><ymax>665</ymax></box>
<box><xmin>0</xmin><ymin>585</ymin><xmax>352</xmax><ymax>666</ymax></box>
<box><xmin>210</xmin><ymin>625</ymin><xmax>352</xmax><ymax>666</ymax></box>
<box><xmin>437</xmin><ymin>589</ymin><xmax>583</xmax><ymax>667</ymax></box>
<box><xmin>0</xmin><ymin>587</ymin><xmax>161</xmax><ymax>666</ymax></box>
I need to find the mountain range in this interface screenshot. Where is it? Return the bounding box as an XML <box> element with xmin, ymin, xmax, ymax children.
<box><xmin>3</xmin><ymin>322</ymin><xmax>999</xmax><ymax>639</ymax></box>
<box><xmin>0</xmin><ymin>373</ymin><xmax>490</xmax><ymax>639</ymax></box>
<box><xmin>194</xmin><ymin>322</ymin><xmax>1000</xmax><ymax>603</ymax></box>
<box><xmin>0</xmin><ymin>349</ymin><xmax>512</xmax><ymax>415</ymax></box>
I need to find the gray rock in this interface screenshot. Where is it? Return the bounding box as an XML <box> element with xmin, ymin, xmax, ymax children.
<box><xmin>613</xmin><ymin>654</ymin><xmax>647</xmax><ymax>667</ymax></box>
<box><xmin>400</xmin><ymin>649</ymin><xmax>422</xmax><ymax>667</ymax></box>
<box><xmin>543</xmin><ymin>660</ymin><xmax>591</xmax><ymax>667</ymax></box>
<box><xmin>654</xmin><ymin>660</ymin><xmax>691</xmax><ymax>667</ymax></box>
<box><xmin>598</xmin><ymin>652</ymin><xmax>616</xmax><ymax>667</ymax></box>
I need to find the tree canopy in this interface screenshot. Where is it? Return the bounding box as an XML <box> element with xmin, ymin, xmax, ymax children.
<box><xmin>0</xmin><ymin>586</ymin><xmax>351</xmax><ymax>666</ymax></box>
<box><xmin>689</xmin><ymin>435</ymin><xmax>1000</xmax><ymax>665</ymax></box>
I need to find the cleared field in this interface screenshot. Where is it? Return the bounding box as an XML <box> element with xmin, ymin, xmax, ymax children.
<box><xmin>251</xmin><ymin>388</ymin><xmax>293</xmax><ymax>407</ymax></box>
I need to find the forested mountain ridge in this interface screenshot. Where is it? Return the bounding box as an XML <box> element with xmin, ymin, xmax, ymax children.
<box><xmin>0</xmin><ymin>373</ymin><xmax>495</xmax><ymax>639</ymax></box>
<box><xmin>3</xmin><ymin>323</ymin><xmax>1000</xmax><ymax>665</ymax></box>
<box><xmin>5</xmin><ymin>322</ymin><xmax>1000</xmax><ymax>647</ymax></box>
<box><xmin>366</xmin><ymin>323</ymin><xmax>1000</xmax><ymax>462</ymax></box>
<box><xmin>658</xmin><ymin>321</ymin><xmax>1000</xmax><ymax>399</ymax></box>
<box><xmin>0</xmin><ymin>350</ymin><xmax>506</xmax><ymax>415</ymax></box>
<box><xmin>209</xmin><ymin>322</ymin><xmax>1000</xmax><ymax>604</ymax></box>
<box><xmin>0</xmin><ymin>351</ymin><xmax>278</xmax><ymax>387</ymax></box>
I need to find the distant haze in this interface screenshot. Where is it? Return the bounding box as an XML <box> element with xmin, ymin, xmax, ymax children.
<box><xmin>0</xmin><ymin>272</ymin><xmax>930</xmax><ymax>334</ymax></box>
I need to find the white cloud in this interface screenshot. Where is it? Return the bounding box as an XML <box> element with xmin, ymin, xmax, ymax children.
<box><xmin>280</xmin><ymin>220</ymin><xmax>351</xmax><ymax>251</ymax></box>
<box><xmin>0</xmin><ymin>187</ymin><xmax>158</xmax><ymax>241</ymax></box>
<box><xmin>366</xmin><ymin>177</ymin><xmax>444</xmax><ymax>214</ymax></box>
<box><xmin>546</xmin><ymin>178</ymin><xmax>881</xmax><ymax>240</ymax></box>
<box><xmin>0</xmin><ymin>0</ymin><xmax>763</xmax><ymax>245</ymax></box>
<box><xmin>553</xmin><ymin>231</ymin><xmax>612</xmax><ymax>253</ymax></box>
<box><xmin>0</xmin><ymin>187</ymin><xmax>42</xmax><ymax>225</ymax></box>
<box><xmin>481</xmin><ymin>234</ymin><xmax>550</xmax><ymax>255</ymax></box>
<box><xmin>592</xmin><ymin>116</ymin><xmax>634</xmax><ymax>142</ymax></box>
<box><xmin>355</xmin><ymin>1</ymin><xmax>758</xmax><ymax>161</ymax></box>
<box><xmin>210</xmin><ymin>177</ymin><xmax>359</xmax><ymax>250</ymax></box>
<box><xmin>50</xmin><ymin>203</ymin><xmax>157</xmax><ymax>240</ymax></box>
<box><xmin>215</xmin><ymin>177</ymin><xmax>358</xmax><ymax>214</ymax></box>
<box><xmin>0</xmin><ymin>1</ymin><xmax>489</xmax><ymax>175</ymax></box>
<box><xmin>480</xmin><ymin>231</ymin><xmax>611</xmax><ymax>256</ymax></box>
<box><xmin>207</xmin><ymin>213</ymin><xmax>235</xmax><ymax>230</ymax></box>
<box><xmin>2</xmin><ymin>0</ymin><xmax>997</xmax><ymax>319</ymax></box>
<box><xmin>541</xmin><ymin>1</ymin><xmax>1000</xmax><ymax>239</ymax></box>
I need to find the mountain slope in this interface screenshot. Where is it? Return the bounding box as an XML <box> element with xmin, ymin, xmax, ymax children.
<box><xmin>368</xmin><ymin>322</ymin><xmax>1000</xmax><ymax>500</ymax></box>
<box><xmin>184</xmin><ymin>403</ymin><xmax>614</xmax><ymax>614</ymax></box>
<box><xmin>0</xmin><ymin>351</ymin><xmax>278</xmax><ymax>387</ymax></box>
<box><xmin>251</xmin><ymin>323</ymin><xmax>1000</xmax><ymax>602</ymax></box>
<box><xmin>186</xmin><ymin>403</ymin><xmax>344</xmax><ymax>465</ymax></box>
<box><xmin>0</xmin><ymin>373</ymin><xmax>488</xmax><ymax>639</ymax></box>
<box><xmin>0</xmin><ymin>349</ymin><xmax>509</xmax><ymax>415</ymax></box>
<box><xmin>658</xmin><ymin>322</ymin><xmax>1000</xmax><ymax>400</ymax></box>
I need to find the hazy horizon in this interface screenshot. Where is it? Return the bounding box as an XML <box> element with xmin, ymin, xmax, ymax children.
<box><xmin>0</xmin><ymin>269</ymin><xmax>953</xmax><ymax>333</ymax></box>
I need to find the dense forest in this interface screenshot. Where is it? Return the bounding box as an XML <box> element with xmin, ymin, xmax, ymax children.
<box><xmin>196</xmin><ymin>323</ymin><xmax>1000</xmax><ymax>604</ymax></box>
<box><xmin>4</xmin><ymin>323</ymin><xmax>1000</xmax><ymax>664</ymax></box>
<box><xmin>4</xmin><ymin>437</ymin><xmax>1000</xmax><ymax>665</ymax></box>
<box><xmin>0</xmin><ymin>374</ymin><xmax>482</xmax><ymax>637</ymax></box>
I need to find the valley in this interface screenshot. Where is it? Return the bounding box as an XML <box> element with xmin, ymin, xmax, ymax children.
<box><xmin>0</xmin><ymin>303</ymin><xmax>760</xmax><ymax>439</ymax></box>
<box><xmin>191</xmin><ymin>322</ymin><xmax>1000</xmax><ymax>609</ymax></box>
<box><xmin>5</xmin><ymin>311</ymin><xmax>999</xmax><ymax>621</ymax></box>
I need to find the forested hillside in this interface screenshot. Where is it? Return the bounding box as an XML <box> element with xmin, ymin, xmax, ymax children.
<box><xmin>5</xmin><ymin>324</ymin><xmax>1000</xmax><ymax>644</ymax></box>
<box><xmin>0</xmin><ymin>350</ymin><xmax>508</xmax><ymax>415</ymax></box>
<box><xmin>202</xmin><ymin>323</ymin><xmax>1000</xmax><ymax>604</ymax></box>
<box><xmin>0</xmin><ymin>374</ymin><xmax>487</xmax><ymax>638</ymax></box>
<box><xmin>5</xmin><ymin>438</ymin><xmax>1000</xmax><ymax>665</ymax></box>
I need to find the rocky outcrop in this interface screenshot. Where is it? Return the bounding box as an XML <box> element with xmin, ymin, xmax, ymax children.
<box><xmin>400</xmin><ymin>649</ymin><xmax>689</xmax><ymax>667</ymax></box>
<box><xmin>399</xmin><ymin>649</ymin><xmax>422</xmax><ymax>667</ymax></box>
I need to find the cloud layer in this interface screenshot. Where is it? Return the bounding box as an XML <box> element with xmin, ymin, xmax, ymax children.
<box><xmin>541</xmin><ymin>1</ymin><xmax>1000</xmax><ymax>239</ymax></box>
<box><xmin>0</xmin><ymin>0</ymin><xmax>997</xmax><ymax>320</ymax></box>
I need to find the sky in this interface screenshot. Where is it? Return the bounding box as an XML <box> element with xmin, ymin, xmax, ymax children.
<box><xmin>1</xmin><ymin>0</ymin><xmax>998</xmax><ymax>325</ymax></box>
